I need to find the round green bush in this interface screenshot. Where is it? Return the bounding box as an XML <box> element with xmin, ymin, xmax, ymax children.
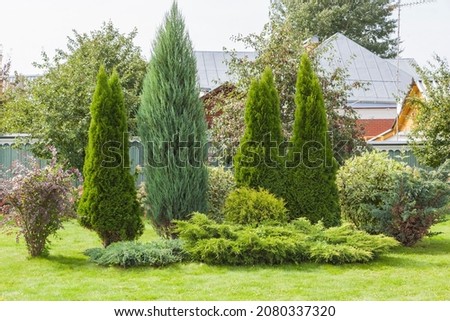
<box><xmin>207</xmin><ymin>167</ymin><xmax>236</xmax><ymax>222</ymax></box>
<box><xmin>223</xmin><ymin>187</ymin><xmax>288</xmax><ymax>226</ymax></box>
<box><xmin>337</xmin><ymin>151</ymin><xmax>450</xmax><ymax>246</ymax></box>
<box><xmin>336</xmin><ymin>151</ymin><xmax>405</xmax><ymax>233</ymax></box>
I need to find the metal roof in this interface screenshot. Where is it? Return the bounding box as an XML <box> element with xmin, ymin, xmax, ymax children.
<box><xmin>195</xmin><ymin>34</ymin><xmax>418</xmax><ymax>107</ymax></box>
<box><xmin>194</xmin><ymin>51</ymin><xmax>256</xmax><ymax>92</ymax></box>
<box><xmin>317</xmin><ymin>33</ymin><xmax>417</xmax><ymax>106</ymax></box>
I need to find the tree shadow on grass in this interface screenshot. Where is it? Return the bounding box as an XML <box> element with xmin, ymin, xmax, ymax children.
<box><xmin>44</xmin><ymin>254</ymin><xmax>89</xmax><ymax>268</ymax></box>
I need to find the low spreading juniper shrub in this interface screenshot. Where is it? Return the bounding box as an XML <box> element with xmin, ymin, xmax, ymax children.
<box><xmin>84</xmin><ymin>239</ymin><xmax>185</xmax><ymax>268</ymax></box>
<box><xmin>175</xmin><ymin>213</ymin><xmax>398</xmax><ymax>265</ymax></box>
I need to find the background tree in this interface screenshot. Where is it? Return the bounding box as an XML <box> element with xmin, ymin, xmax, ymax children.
<box><xmin>0</xmin><ymin>52</ymin><xmax>11</xmax><ymax>107</ymax></box>
<box><xmin>78</xmin><ymin>66</ymin><xmax>143</xmax><ymax>247</ymax></box>
<box><xmin>234</xmin><ymin>67</ymin><xmax>286</xmax><ymax>200</ymax></box>
<box><xmin>410</xmin><ymin>56</ymin><xmax>450</xmax><ymax>168</ymax></box>
<box><xmin>218</xmin><ymin>4</ymin><xmax>366</xmax><ymax>165</ymax></box>
<box><xmin>1</xmin><ymin>22</ymin><xmax>146</xmax><ymax>171</ymax></box>
<box><xmin>274</xmin><ymin>0</ymin><xmax>398</xmax><ymax>58</ymax></box>
<box><xmin>288</xmin><ymin>53</ymin><xmax>340</xmax><ymax>226</ymax></box>
<box><xmin>206</xmin><ymin>89</ymin><xmax>246</xmax><ymax>166</ymax></box>
<box><xmin>0</xmin><ymin>74</ymin><xmax>40</xmax><ymax>133</ymax></box>
<box><xmin>138</xmin><ymin>3</ymin><xmax>208</xmax><ymax>237</ymax></box>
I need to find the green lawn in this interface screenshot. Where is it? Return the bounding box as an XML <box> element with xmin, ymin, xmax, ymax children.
<box><xmin>1</xmin><ymin>217</ymin><xmax>449</xmax><ymax>301</ymax></box>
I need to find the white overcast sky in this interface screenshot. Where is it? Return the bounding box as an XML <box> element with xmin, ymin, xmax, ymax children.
<box><xmin>1</xmin><ymin>0</ymin><xmax>449</xmax><ymax>75</ymax></box>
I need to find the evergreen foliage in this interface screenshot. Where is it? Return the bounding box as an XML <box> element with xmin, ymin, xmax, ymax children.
<box><xmin>78</xmin><ymin>66</ymin><xmax>144</xmax><ymax>247</ymax></box>
<box><xmin>287</xmin><ymin>53</ymin><xmax>340</xmax><ymax>226</ymax></box>
<box><xmin>234</xmin><ymin>67</ymin><xmax>286</xmax><ymax>198</ymax></box>
<box><xmin>223</xmin><ymin>187</ymin><xmax>288</xmax><ymax>226</ymax></box>
<box><xmin>175</xmin><ymin>213</ymin><xmax>398</xmax><ymax>266</ymax></box>
<box><xmin>84</xmin><ymin>239</ymin><xmax>185</xmax><ymax>268</ymax></box>
<box><xmin>137</xmin><ymin>3</ymin><xmax>208</xmax><ymax>237</ymax></box>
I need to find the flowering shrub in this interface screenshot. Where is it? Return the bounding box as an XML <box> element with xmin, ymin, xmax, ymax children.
<box><xmin>0</xmin><ymin>148</ymin><xmax>80</xmax><ymax>257</ymax></box>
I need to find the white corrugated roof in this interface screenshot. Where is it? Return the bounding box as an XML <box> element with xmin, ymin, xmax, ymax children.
<box><xmin>197</xmin><ymin>34</ymin><xmax>419</xmax><ymax>106</ymax></box>
<box><xmin>194</xmin><ymin>51</ymin><xmax>256</xmax><ymax>91</ymax></box>
<box><xmin>317</xmin><ymin>33</ymin><xmax>417</xmax><ymax>106</ymax></box>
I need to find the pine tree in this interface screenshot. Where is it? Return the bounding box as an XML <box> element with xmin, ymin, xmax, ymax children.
<box><xmin>288</xmin><ymin>53</ymin><xmax>340</xmax><ymax>226</ymax></box>
<box><xmin>78</xmin><ymin>66</ymin><xmax>144</xmax><ymax>246</ymax></box>
<box><xmin>234</xmin><ymin>67</ymin><xmax>285</xmax><ymax>196</ymax></box>
<box><xmin>137</xmin><ymin>3</ymin><xmax>208</xmax><ymax>237</ymax></box>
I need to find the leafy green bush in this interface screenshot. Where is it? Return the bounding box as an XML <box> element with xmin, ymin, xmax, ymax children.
<box><xmin>175</xmin><ymin>213</ymin><xmax>398</xmax><ymax>265</ymax></box>
<box><xmin>337</xmin><ymin>151</ymin><xmax>408</xmax><ymax>233</ymax></box>
<box><xmin>223</xmin><ymin>187</ymin><xmax>288</xmax><ymax>226</ymax></box>
<box><xmin>206</xmin><ymin>167</ymin><xmax>236</xmax><ymax>222</ymax></box>
<box><xmin>337</xmin><ymin>152</ymin><xmax>450</xmax><ymax>246</ymax></box>
<box><xmin>84</xmin><ymin>239</ymin><xmax>185</xmax><ymax>268</ymax></box>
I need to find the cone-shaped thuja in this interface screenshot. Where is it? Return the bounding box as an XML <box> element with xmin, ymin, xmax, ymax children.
<box><xmin>137</xmin><ymin>3</ymin><xmax>208</xmax><ymax>237</ymax></box>
<box><xmin>288</xmin><ymin>53</ymin><xmax>340</xmax><ymax>226</ymax></box>
<box><xmin>234</xmin><ymin>67</ymin><xmax>287</xmax><ymax>202</ymax></box>
<box><xmin>78</xmin><ymin>66</ymin><xmax>144</xmax><ymax>246</ymax></box>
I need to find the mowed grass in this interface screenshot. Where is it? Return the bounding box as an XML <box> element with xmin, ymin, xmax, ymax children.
<box><xmin>1</xmin><ymin>217</ymin><xmax>449</xmax><ymax>301</ymax></box>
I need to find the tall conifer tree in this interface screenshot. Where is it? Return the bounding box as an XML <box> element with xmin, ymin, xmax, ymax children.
<box><xmin>288</xmin><ymin>53</ymin><xmax>340</xmax><ymax>226</ymax></box>
<box><xmin>138</xmin><ymin>3</ymin><xmax>208</xmax><ymax>237</ymax></box>
<box><xmin>78</xmin><ymin>66</ymin><xmax>144</xmax><ymax>246</ymax></box>
<box><xmin>234</xmin><ymin>67</ymin><xmax>285</xmax><ymax>196</ymax></box>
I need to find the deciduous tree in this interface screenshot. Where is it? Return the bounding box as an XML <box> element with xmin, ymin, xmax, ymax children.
<box><xmin>411</xmin><ymin>56</ymin><xmax>450</xmax><ymax>167</ymax></box>
<box><xmin>1</xmin><ymin>22</ymin><xmax>146</xmax><ymax>171</ymax></box>
<box><xmin>274</xmin><ymin>0</ymin><xmax>398</xmax><ymax>58</ymax></box>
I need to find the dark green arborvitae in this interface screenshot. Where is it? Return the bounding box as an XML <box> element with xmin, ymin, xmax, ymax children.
<box><xmin>78</xmin><ymin>66</ymin><xmax>144</xmax><ymax>247</ymax></box>
<box><xmin>234</xmin><ymin>67</ymin><xmax>286</xmax><ymax>201</ymax></box>
<box><xmin>288</xmin><ymin>53</ymin><xmax>340</xmax><ymax>226</ymax></box>
<box><xmin>137</xmin><ymin>3</ymin><xmax>208</xmax><ymax>237</ymax></box>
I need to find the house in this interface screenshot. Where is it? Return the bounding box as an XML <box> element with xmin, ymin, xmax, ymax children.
<box><xmin>308</xmin><ymin>33</ymin><xmax>420</xmax><ymax>140</ymax></box>
<box><xmin>366</xmin><ymin>80</ymin><xmax>425</xmax><ymax>167</ymax></box>
<box><xmin>195</xmin><ymin>33</ymin><xmax>421</xmax><ymax>140</ymax></box>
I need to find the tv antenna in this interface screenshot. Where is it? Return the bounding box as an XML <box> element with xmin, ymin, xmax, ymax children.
<box><xmin>391</xmin><ymin>1</ymin><xmax>435</xmax><ymax>59</ymax></box>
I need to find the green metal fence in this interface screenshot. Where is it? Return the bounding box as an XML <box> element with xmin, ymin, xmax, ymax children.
<box><xmin>0</xmin><ymin>138</ymin><xmax>423</xmax><ymax>184</ymax></box>
<box><xmin>386</xmin><ymin>149</ymin><xmax>421</xmax><ymax>168</ymax></box>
